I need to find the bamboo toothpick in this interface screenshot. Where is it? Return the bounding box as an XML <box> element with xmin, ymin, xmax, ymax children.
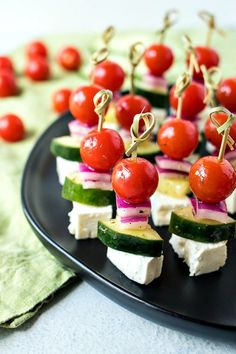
<box><xmin>126</xmin><ymin>112</ymin><xmax>155</xmax><ymax>159</ymax></box>
<box><xmin>201</xmin><ymin>65</ymin><xmax>222</xmax><ymax>107</ymax></box>
<box><xmin>94</xmin><ymin>89</ymin><xmax>113</xmax><ymax>132</ymax></box>
<box><xmin>198</xmin><ymin>11</ymin><xmax>225</xmax><ymax>47</ymax></box>
<box><xmin>174</xmin><ymin>72</ymin><xmax>191</xmax><ymax>119</ymax></box>
<box><xmin>102</xmin><ymin>26</ymin><xmax>115</xmax><ymax>49</ymax></box>
<box><xmin>157</xmin><ymin>9</ymin><xmax>179</xmax><ymax>43</ymax></box>
<box><xmin>129</xmin><ymin>42</ymin><xmax>145</xmax><ymax>95</ymax></box>
<box><xmin>209</xmin><ymin>106</ymin><xmax>236</xmax><ymax>161</ymax></box>
<box><xmin>182</xmin><ymin>35</ymin><xmax>200</xmax><ymax>78</ymax></box>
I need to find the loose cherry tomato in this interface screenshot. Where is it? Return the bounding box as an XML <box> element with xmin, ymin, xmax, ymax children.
<box><xmin>80</xmin><ymin>128</ymin><xmax>124</xmax><ymax>171</ymax></box>
<box><xmin>0</xmin><ymin>70</ymin><xmax>18</xmax><ymax>97</ymax></box>
<box><xmin>57</xmin><ymin>46</ymin><xmax>81</xmax><ymax>71</ymax></box>
<box><xmin>0</xmin><ymin>56</ymin><xmax>14</xmax><ymax>73</ymax></box>
<box><xmin>217</xmin><ymin>78</ymin><xmax>236</xmax><ymax>113</ymax></box>
<box><xmin>69</xmin><ymin>85</ymin><xmax>103</xmax><ymax>126</ymax></box>
<box><xmin>25</xmin><ymin>57</ymin><xmax>50</xmax><ymax>81</ymax></box>
<box><xmin>158</xmin><ymin>119</ymin><xmax>199</xmax><ymax>160</ymax></box>
<box><xmin>187</xmin><ymin>46</ymin><xmax>219</xmax><ymax>81</ymax></box>
<box><xmin>52</xmin><ymin>88</ymin><xmax>72</xmax><ymax>113</ymax></box>
<box><xmin>204</xmin><ymin>112</ymin><xmax>236</xmax><ymax>149</ymax></box>
<box><xmin>116</xmin><ymin>95</ymin><xmax>152</xmax><ymax>130</ymax></box>
<box><xmin>189</xmin><ymin>156</ymin><xmax>236</xmax><ymax>203</ymax></box>
<box><xmin>144</xmin><ymin>43</ymin><xmax>174</xmax><ymax>76</ymax></box>
<box><xmin>112</xmin><ymin>157</ymin><xmax>158</xmax><ymax>204</ymax></box>
<box><xmin>0</xmin><ymin>114</ymin><xmax>25</xmax><ymax>142</ymax></box>
<box><xmin>170</xmin><ymin>81</ymin><xmax>205</xmax><ymax>119</ymax></box>
<box><xmin>91</xmin><ymin>60</ymin><xmax>125</xmax><ymax>92</ymax></box>
<box><xmin>26</xmin><ymin>41</ymin><xmax>48</xmax><ymax>59</ymax></box>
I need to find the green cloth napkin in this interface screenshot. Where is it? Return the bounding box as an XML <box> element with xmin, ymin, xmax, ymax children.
<box><xmin>0</xmin><ymin>30</ymin><xmax>235</xmax><ymax>328</ymax></box>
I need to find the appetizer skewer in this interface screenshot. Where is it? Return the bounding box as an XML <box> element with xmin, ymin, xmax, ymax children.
<box><xmin>98</xmin><ymin>112</ymin><xmax>164</xmax><ymax>285</ymax></box>
<box><xmin>169</xmin><ymin>106</ymin><xmax>236</xmax><ymax>276</ymax></box>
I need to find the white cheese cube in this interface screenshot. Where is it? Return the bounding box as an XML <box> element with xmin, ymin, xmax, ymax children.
<box><xmin>107</xmin><ymin>247</ymin><xmax>163</xmax><ymax>285</ymax></box>
<box><xmin>56</xmin><ymin>157</ymin><xmax>79</xmax><ymax>185</ymax></box>
<box><xmin>170</xmin><ymin>234</ymin><xmax>227</xmax><ymax>276</ymax></box>
<box><xmin>151</xmin><ymin>192</ymin><xmax>190</xmax><ymax>226</ymax></box>
<box><xmin>68</xmin><ymin>202</ymin><xmax>112</xmax><ymax>239</ymax></box>
<box><xmin>152</xmin><ymin>108</ymin><xmax>167</xmax><ymax>132</ymax></box>
<box><xmin>226</xmin><ymin>189</ymin><xmax>236</xmax><ymax>214</ymax></box>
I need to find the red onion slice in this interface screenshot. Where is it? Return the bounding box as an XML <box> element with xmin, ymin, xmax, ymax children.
<box><xmin>155</xmin><ymin>156</ymin><xmax>192</xmax><ymax>173</ymax></box>
<box><xmin>190</xmin><ymin>197</ymin><xmax>228</xmax><ymax>223</ymax></box>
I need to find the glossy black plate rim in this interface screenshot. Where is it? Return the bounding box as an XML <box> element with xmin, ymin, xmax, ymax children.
<box><xmin>21</xmin><ymin>113</ymin><xmax>236</xmax><ymax>339</ymax></box>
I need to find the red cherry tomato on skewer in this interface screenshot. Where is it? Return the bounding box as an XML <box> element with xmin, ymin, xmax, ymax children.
<box><xmin>25</xmin><ymin>57</ymin><xmax>50</xmax><ymax>81</ymax></box>
<box><xmin>0</xmin><ymin>70</ymin><xmax>18</xmax><ymax>97</ymax></box>
<box><xmin>81</xmin><ymin>128</ymin><xmax>124</xmax><ymax>171</ymax></box>
<box><xmin>187</xmin><ymin>46</ymin><xmax>219</xmax><ymax>81</ymax></box>
<box><xmin>170</xmin><ymin>81</ymin><xmax>205</xmax><ymax>119</ymax></box>
<box><xmin>57</xmin><ymin>47</ymin><xmax>82</xmax><ymax>71</ymax></box>
<box><xmin>112</xmin><ymin>157</ymin><xmax>158</xmax><ymax>204</ymax></box>
<box><xmin>217</xmin><ymin>78</ymin><xmax>236</xmax><ymax>113</ymax></box>
<box><xmin>158</xmin><ymin>119</ymin><xmax>199</xmax><ymax>160</ymax></box>
<box><xmin>189</xmin><ymin>156</ymin><xmax>236</xmax><ymax>204</ymax></box>
<box><xmin>116</xmin><ymin>95</ymin><xmax>152</xmax><ymax>130</ymax></box>
<box><xmin>0</xmin><ymin>114</ymin><xmax>25</xmax><ymax>142</ymax></box>
<box><xmin>69</xmin><ymin>85</ymin><xmax>103</xmax><ymax>126</ymax></box>
<box><xmin>205</xmin><ymin>112</ymin><xmax>236</xmax><ymax>149</ymax></box>
<box><xmin>144</xmin><ymin>43</ymin><xmax>174</xmax><ymax>76</ymax></box>
<box><xmin>52</xmin><ymin>88</ymin><xmax>72</xmax><ymax>113</ymax></box>
<box><xmin>91</xmin><ymin>60</ymin><xmax>125</xmax><ymax>92</ymax></box>
<box><xmin>0</xmin><ymin>56</ymin><xmax>14</xmax><ymax>73</ymax></box>
<box><xmin>26</xmin><ymin>41</ymin><xmax>48</xmax><ymax>59</ymax></box>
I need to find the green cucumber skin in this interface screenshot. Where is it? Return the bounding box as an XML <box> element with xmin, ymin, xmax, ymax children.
<box><xmin>138</xmin><ymin>150</ymin><xmax>161</xmax><ymax>163</ymax></box>
<box><xmin>98</xmin><ymin>221</ymin><xmax>163</xmax><ymax>257</ymax></box>
<box><xmin>135</xmin><ymin>87</ymin><xmax>168</xmax><ymax>109</ymax></box>
<box><xmin>50</xmin><ymin>140</ymin><xmax>82</xmax><ymax>161</ymax></box>
<box><xmin>62</xmin><ymin>177</ymin><xmax>115</xmax><ymax>207</ymax></box>
<box><xmin>169</xmin><ymin>212</ymin><xmax>236</xmax><ymax>243</ymax></box>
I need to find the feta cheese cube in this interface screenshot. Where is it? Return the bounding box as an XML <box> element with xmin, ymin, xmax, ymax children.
<box><xmin>68</xmin><ymin>202</ymin><xmax>112</xmax><ymax>239</ymax></box>
<box><xmin>107</xmin><ymin>247</ymin><xmax>163</xmax><ymax>285</ymax></box>
<box><xmin>169</xmin><ymin>234</ymin><xmax>227</xmax><ymax>276</ymax></box>
<box><xmin>152</xmin><ymin>108</ymin><xmax>166</xmax><ymax>132</ymax></box>
<box><xmin>151</xmin><ymin>192</ymin><xmax>190</xmax><ymax>226</ymax></box>
<box><xmin>56</xmin><ymin>157</ymin><xmax>79</xmax><ymax>185</ymax></box>
<box><xmin>226</xmin><ymin>189</ymin><xmax>236</xmax><ymax>214</ymax></box>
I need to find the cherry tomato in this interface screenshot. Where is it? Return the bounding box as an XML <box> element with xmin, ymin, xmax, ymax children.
<box><xmin>158</xmin><ymin>119</ymin><xmax>199</xmax><ymax>160</ymax></box>
<box><xmin>26</xmin><ymin>41</ymin><xmax>48</xmax><ymax>59</ymax></box>
<box><xmin>187</xmin><ymin>46</ymin><xmax>219</xmax><ymax>81</ymax></box>
<box><xmin>69</xmin><ymin>85</ymin><xmax>103</xmax><ymax>126</ymax></box>
<box><xmin>0</xmin><ymin>114</ymin><xmax>25</xmax><ymax>142</ymax></box>
<box><xmin>144</xmin><ymin>43</ymin><xmax>174</xmax><ymax>76</ymax></box>
<box><xmin>25</xmin><ymin>57</ymin><xmax>50</xmax><ymax>81</ymax></box>
<box><xmin>0</xmin><ymin>70</ymin><xmax>18</xmax><ymax>97</ymax></box>
<box><xmin>204</xmin><ymin>112</ymin><xmax>236</xmax><ymax>149</ymax></box>
<box><xmin>91</xmin><ymin>60</ymin><xmax>125</xmax><ymax>92</ymax></box>
<box><xmin>170</xmin><ymin>81</ymin><xmax>205</xmax><ymax>119</ymax></box>
<box><xmin>0</xmin><ymin>56</ymin><xmax>14</xmax><ymax>73</ymax></box>
<box><xmin>112</xmin><ymin>157</ymin><xmax>158</xmax><ymax>204</ymax></box>
<box><xmin>80</xmin><ymin>128</ymin><xmax>124</xmax><ymax>171</ymax></box>
<box><xmin>116</xmin><ymin>95</ymin><xmax>152</xmax><ymax>130</ymax></box>
<box><xmin>217</xmin><ymin>78</ymin><xmax>236</xmax><ymax>113</ymax></box>
<box><xmin>189</xmin><ymin>156</ymin><xmax>236</xmax><ymax>203</ymax></box>
<box><xmin>57</xmin><ymin>46</ymin><xmax>81</xmax><ymax>71</ymax></box>
<box><xmin>52</xmin><ymin>88</ymin><xmax>72</xmax><ymax>113</ymax></box>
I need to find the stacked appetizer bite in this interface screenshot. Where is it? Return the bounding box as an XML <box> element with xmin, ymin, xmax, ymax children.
<box><xmin>169</xmin><ymin>107</ymin><xmax>236</xmax><ymax>276</ymax></box>
<box><xmin>136</xmin><ymin>10</ymin><xmax>178</xmax><ymax>121</ymax></box>
<box><xmin>98</xmin><ymin>112</ymin><xmax>164</xmax><ymax>285</ymax></box>
<box><xmin>151</xmin><ymin>73</ymin><xmax>199</xmax><ymax>226</ymax></box>
<box><xmin>62</xmin><ymin>90</ymin><xmax>125</xmax><ymax>239</ymax></box>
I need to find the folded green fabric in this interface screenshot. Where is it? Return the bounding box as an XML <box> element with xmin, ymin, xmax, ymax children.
<box><xmin>0</xmin><ymin>30</ymin><xmax>235</xmax><ymax>328</ymax></box>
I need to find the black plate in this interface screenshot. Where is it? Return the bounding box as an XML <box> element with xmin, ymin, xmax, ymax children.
<box><xmin>21</xmin><ymin>113</ymin><xmax>236</xmax><ymax>340</ymax></box>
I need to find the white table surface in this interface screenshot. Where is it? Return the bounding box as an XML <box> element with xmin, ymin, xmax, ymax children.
<box><xmin>0</xmin><ymin>280</ymin><xmax>236</xmax><ymax>354</ymax></box>
<box><xmin>1</xmin><ymin>1</ymin><xmax>236</xmax><ymax>352</ymax></box>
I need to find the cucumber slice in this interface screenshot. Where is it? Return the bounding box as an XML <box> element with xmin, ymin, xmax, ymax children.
<box><xmin>124</xmin><ymin>140</ymin><xmax>161</xmax><ymax>162</ymax></box>
<box><xmin>98</xmin><ymin>219</ymin><xmax>163</xmax><ymax>257</ymax></box>
<box><xmin>169</xmin><ymin>206</ymin><xmax>236</xmax><ymax>243</ymax></box>
<box><xmin>62</xmin><ymin>173</ymin><xmax>115</xmax><ymax>206</ymax></box>
<box><xmin>50</xmin><ymin>136</ymin><xmax>82</xmax><ymax>161</ymax></box>
<box><xmin>135</xmin><ymin>82</ymin><xmax>168</xmax><ymax>108</ymax></box>
<box><xmin>158</xmin><ymin>177</ymin><xmax>190</xmax><ymax>199</ymax></box>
